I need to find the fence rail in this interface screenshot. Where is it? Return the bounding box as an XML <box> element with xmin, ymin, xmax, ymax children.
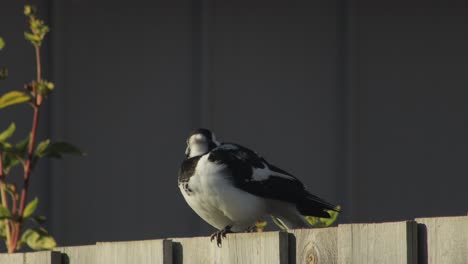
<box><xmin>0</xmin><ymin>216</ymin><xmax>466</xmax><ymax>264</ymax></box>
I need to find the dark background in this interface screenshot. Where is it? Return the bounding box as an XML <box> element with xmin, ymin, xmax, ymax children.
<box><xmin>1</xmin><ymin>0</ymin><xmax>467</xmax><ymax>246</ymax></box>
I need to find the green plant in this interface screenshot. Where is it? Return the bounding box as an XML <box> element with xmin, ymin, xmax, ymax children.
<box><xmin>0</xmin><ymin>5</ymin><xmax>84</xmax><ymax>253</ymax></box>
<box><xmin>304</xmin><ymin>205</ymin><xmax>341</xmax><ymax>228</ymax></box>
<box><xmin>260</xmin><ymin>205</ymin><xmax>341</xmax><ymax>231</ymax></box>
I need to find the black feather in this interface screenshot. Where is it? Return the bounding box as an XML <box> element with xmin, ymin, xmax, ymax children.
<box><xmin>208</xmin><ymin>143</ymin><xmax>340</xmax><ymax>218</ymax></box>
<box><xmin>178</xmin><ymin>155</ymin><xmax>202</xmax><ymax>183</ymax></box>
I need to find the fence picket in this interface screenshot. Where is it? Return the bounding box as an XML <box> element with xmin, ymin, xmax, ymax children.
<box><xmin>289</xmin><ymin>227</ymin><xmax>337</xmax><ymax>264</ymax></box>
<box><xmin>172</xmin><ymin>231</ymin><xmax>288</xmax><ymax>264</ymax></box>
<box><xmin>338</xmin><ymin>221</ymin><xmax>417</xmax><ymax>264</ymax></box>
<box><xmin>416</xmin><ymin>216</ymin><xmax>468</xmax><ymax>264</ymax></box>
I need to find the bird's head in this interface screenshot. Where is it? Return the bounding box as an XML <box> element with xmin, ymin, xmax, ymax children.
<box><xmin>185</xmin><ymin>128</ymin><xmax>220</xmax><ymax>158</ymax></box>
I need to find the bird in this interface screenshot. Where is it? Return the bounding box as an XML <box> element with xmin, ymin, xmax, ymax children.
<box><xmin>178</xmin><ymin>128</ymin><xmax>340</xmax><ymax>246</ymax></box>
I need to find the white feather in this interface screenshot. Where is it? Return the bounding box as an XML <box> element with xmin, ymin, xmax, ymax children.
<box><xmin>180</xmin><ymin>154</ymin><xmax>267</xmax><ymax>231</ymax></box>
<box><xmin>251</xmin><ymin>165</ymin><xmax>298</xmax><ymax>181</ymax></box>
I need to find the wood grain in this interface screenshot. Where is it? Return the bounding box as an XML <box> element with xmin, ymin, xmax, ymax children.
<box><xmin>289</xmin><ymin>227</ymin><xmax>338</xmax><ymax>264</ymax></box>
<box><xmin>56</xmin><ymin>245</ymin><xmax>97</xmax><ymax>264</ymax></box>
<box><xmin>172</xmin><ymin>231</ymin><xmax>288</xmax><ymax>264</ymax></box>
<box><xmin>416</xmin><ymin>216</ymin><xmax>468</xmax><ymax>264</ymax></box>
<box><xmin>0</xmin><ymin>253</ymin><xmax>24</xmax><ymax>264</ymax></box>
<box><xmin>96</xmin><ymin>239</ymin><xmax>172</xmax><ymax>264</ymax></box>
<box><xmin>24</xmin><ymin>251</ymin><xmax>61</xmax><ymax>264</ymax></box>
<box><xmin>338</xmin><ymin>221</ymin><xmax>417</xmax><ymax>264</ymax></box>
<box><xmin>0</xmin><ymin>251</ymin><xmax>61</xmax><ymax>264</ymax></box>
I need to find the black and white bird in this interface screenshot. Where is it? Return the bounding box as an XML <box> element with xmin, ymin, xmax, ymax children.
<box><xmin>178</xmin><ymin>128</ymin><xmax>340</xmax><ymax>246</ymax></box>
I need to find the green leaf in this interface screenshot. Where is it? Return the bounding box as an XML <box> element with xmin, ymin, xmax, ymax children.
<box><xmin>37</xmin><ymin>141</ymin><xmax>85</xmax><ymax>159</ymax></box>
<box><xmin>305</xmin><ymin>205</ymin><xmax>341</xmax><ymax>228</ymax></box>
<box><xmin>0</xmin><ymin>204</ymin><xmax>12</xmax><ymax>219</ymax></box>
<box><xmin>37</xmin><ymin>81</ymin><xmax>55</xmax><ymax>97</ymax></box>
<box><xmin>2</xmin><ymin>136</ymin><xmax>30</xmax><ymax>172</ymax></box>
<box><xmin>24</xmin><ymin>6</ymin><xmax>49</xmax><ymax>48</ymax></box>
<box><xmin>34</xmin><ymin>140</ymin><xmax>84</xmax><ymax>168</ymax></box>
<box><xmin>0</xmin><ymin>37</ymin><xmax>4</xmax><ymax>50</ymax></box>
<box><xmin>254</xmin><ymin>220</ymin><xmax>267</xmax><ymax>232</ymax></box>
<box><xmin>16</xmin><ymin>135</ymin><xmax>31</xmax><ymax>155</ymax></box>
<box><xmin>32</xmin><ymin>215</ymin><xmax>46</xmax><ymax>224</ymax></box>
<box><xmin>21</xmin><ymin>227</ymin><xmax>56</xmax><ymax>250</ymax></box>
<box><xmin>3</xmin><ymin>184</ymin><xmax>18</xmax><ymax>201</ymax></box>
<box><xmin>1</xmin><ymin>152</ymin><xmax>21</xmax><ymax>174</ymax></box>
<box><xmin>24</xmin><ymin>5</ymin><xmax>35</xmax><ymax>16</ymax></box>
<box><xmin>0</xmin><ymin>220</ymin><xmax>6</xmax><ymax>238</ymax></box>
<box><xmin>0</xmin><ymin>91</ymin><xmax>31</xmax><ymax>110</ymax></box>
<box><xmin>0</xmin><ymin>123</ymin><xmax>16</xmax><ymax>142</ymax></box>
<box><xmin>0</xmin><ymin>135</ymin><xmax>29</xmax><ymax>174</ymax></box>
<box><xmin>0</xmin><ymin>142</ymin><xmax>12</xmax><ymax>152</ymax></box>
<box><xmin>51</xmin><ymin>142</ymin><xmax>84</xmax><ymax>156</ymax></box>
<box><xmin>322</xmin><ymin>206</ymin><xmax>340</xmax><ymax>226</ymax></box>
<box><xmin>0</xmin><ymin>67</ymin><xmax>8</xmax><ymax>80</ymax></box>
<box><xmin>24</xmin><ymin>32</ymin><xmax>41</xmax><ymax>45</ymax></box>
<box><xmin>34</xmin><ymin>139</ymin><xmax>50</xmax><ymax>158</ymax></box>
<box><xmin>23</xmin><ymin>197</ymin><xmax>39</xmax><ymax>218</ymax></box>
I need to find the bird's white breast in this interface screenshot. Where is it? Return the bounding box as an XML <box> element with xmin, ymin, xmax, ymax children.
<box><xmin>180</xmin><ymin>154</ymin><xmax>267</xmax><ymax>231</ymax></box>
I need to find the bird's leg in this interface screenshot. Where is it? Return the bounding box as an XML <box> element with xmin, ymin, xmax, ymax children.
<box><xmin>245</xmin><ymin>225</ymin><xmax>257</xmax><ymax>233</ymax></box>
<box><xmin>246</xmin><ymin>220</ymin><xmax>266</xmax><ymax>232</ymax></box>
<box><xmin>210</xmin><ymin>225</ymin><xmax>233</xmax><ymax>247</ymax></box>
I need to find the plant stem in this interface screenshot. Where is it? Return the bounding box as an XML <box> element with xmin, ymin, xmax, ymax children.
<box><xmin>18</xmin><ymin>106</ymin><xmax>40</xmax><ymax>215</ymax></box>
<box><xmin>10</xmin><ymin>44</ymin><xmax>42</xmax><ymax>251</ymax></box>
<box><xmin>11</xmin><ymin>105</ymin><xmax>40</xmax><ymax>252</ymax></box>
<box><xmin>35</xmin><ymin>46</ymin><xmax>41</xmax><ymax>82</ymax></box>
<box><xmin>0</xmin><ymin>153</ymin><xmax>13</xmax><ymax>252</ymax></box>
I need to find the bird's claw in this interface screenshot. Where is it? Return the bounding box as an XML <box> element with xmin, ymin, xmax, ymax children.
<box><xmin>210</xmin><ymin>225</ymin><xmax>233</xmax><ymax>247</ymax></box>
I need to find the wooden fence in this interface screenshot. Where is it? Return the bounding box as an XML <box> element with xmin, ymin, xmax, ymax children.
<box><xmin>0</xmin><ymin>216</ymin><xmax>466</xmax><ymax>264</ymax></box>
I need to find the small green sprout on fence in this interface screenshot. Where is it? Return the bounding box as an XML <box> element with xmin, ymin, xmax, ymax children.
<box><xmin>304</xmin><ymin>205</ymin><xmax>341</xmax><ymax>227</ymax></box>
<box><xmin>255</xmin><ymin>206</ymin><xmax>341</xmax><ymax>232</ymax></box>
<box><xmin>0</xmin><ymin>5</ymin><xmax>84</xmax><ymax>253</ymax></box>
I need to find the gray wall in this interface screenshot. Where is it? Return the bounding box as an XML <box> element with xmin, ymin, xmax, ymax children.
<box><xmin>0</xmin><ymin>0</ymin><xmax>467</xmax><ymax>247</ymax></box>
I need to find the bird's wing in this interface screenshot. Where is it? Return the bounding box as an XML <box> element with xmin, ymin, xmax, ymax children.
<box><xmin>208</xmin><ymin>143</ymin><xmax>339</xmax><ymax>217</ymax></box>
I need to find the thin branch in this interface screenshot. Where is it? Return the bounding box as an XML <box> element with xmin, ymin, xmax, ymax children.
<box><xmin>35</xmin><ymin>46</ymin><xmax>41</xmax><ymax>82</ymax></box>
<box><xmin>11</xmin><ymin>44</ymin><xmax>42</xmax><ymax>251</ymax></box>
<box><xmin>0</xmin><ymin>153</ymin><xmax>13</xmax><ymax>252</ymax></box>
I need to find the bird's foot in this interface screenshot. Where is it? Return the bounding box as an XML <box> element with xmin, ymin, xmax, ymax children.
<box><xmin>210</xmin><ymin>225</ymin><xmax>233</xmax><ymax>247</ymax></box>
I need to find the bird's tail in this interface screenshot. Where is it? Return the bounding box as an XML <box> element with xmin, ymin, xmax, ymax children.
<box><xmin>269</xmin><ymin>200</ymin><xmax>314</xmax><ymax>230</ymax></box>
<box><xmin>271</xmin><ymin>213</ymin><xmax>310</xmax><ymax>230</ymax></box>
<box><xmin>296</xmin><ymin>193</ymin><xmax>340</xmax><ymax>218</ymax></box>
<box><xmin>269</xmin><ymin>196</ymin><xmax>341</xmax><ymax>230</ymax></box>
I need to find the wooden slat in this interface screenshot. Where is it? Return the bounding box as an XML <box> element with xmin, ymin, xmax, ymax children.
<box><xmin>289</xmin><ymin>227</ymin><xmax>337</xmax><ymax>264</ymax></box>
<box><xmin>96</xmin><ymin>239</ymin><xmax>172</xmax><ymax>264</ymax></box>
<box><xmin>338</xmin><ymin>221</ymin><xmax>417</xmax><ymax>264</ymax></box>
<box><xmin>0</xmin><ymin>251</ymin><xmax>61</xmax><ymax>264</ymax></box>
<box><xmin>171</xmin><ymin>235</ymin><xmax>214</xmax><ymax>264</ymax></box>
<box><xmin>416</xmin><ymin>216</ymin><xmax>468</xmax><ymax>264</ymax></box>
<box><xmin>0</xmin><ymin>253</ymin><xmax>24</xmax><ymax>264</ymax></box>
<box><xmin>56</xmin><ymin>245</ymin><xmax>97</xmax><ymax>264</ymax></box>
<box><xmin>24</xmin><ymin>251</ymin><xmax>61</xmax><ymax>264</ymax></box>
<box><xmin>172</xmin><ymin>231</ymin><xmax>288</xmax><ymax>264</ymax></box>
